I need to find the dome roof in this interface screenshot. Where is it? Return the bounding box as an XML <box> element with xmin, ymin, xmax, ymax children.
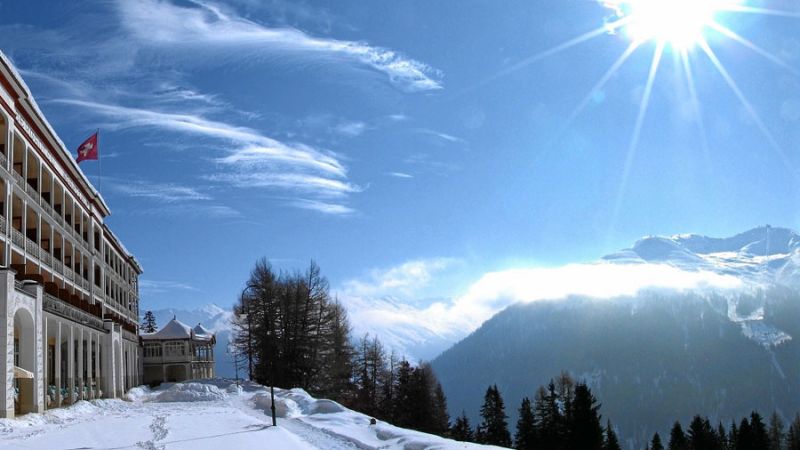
<box><xmin>141</xmin><ymin>317</ymin><xmax>192</xmax><ymax>340</ymax></box>
<box><xmin>193</xmin><ymin>323</ymin><xmax>213</xmax><ymax>337</ymax></box>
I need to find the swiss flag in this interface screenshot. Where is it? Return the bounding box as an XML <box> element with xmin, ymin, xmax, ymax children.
<box><xmin>76</xmin><ymin>132</ymin><xmax>98</xmax><ymax>163</ymax></box>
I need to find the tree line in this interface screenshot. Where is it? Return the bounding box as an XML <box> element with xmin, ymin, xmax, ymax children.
<box><xmin>650</xmin><ymin>411</ymin><xmax>800</xmax><ymax>450</ymax></box>
<box><xmin>230</xmin><ymin>259</ymin><xmax>450</xmax><ymax>436</ymax></box>
<box><xmin>451</xmin><ymin>372</ymin><xmax>624</xmax><ymax>449</ymax></box>
<box><xmin>450</xmin><ymin>372</ymin><xmax>800</xmax><ymax>450</ymax></box>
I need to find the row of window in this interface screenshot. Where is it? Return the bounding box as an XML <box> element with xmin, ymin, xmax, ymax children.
<box><xmin>144</xmin><ymin>342</ymin><xmax>187</xmax><ymax>358</ymax></box>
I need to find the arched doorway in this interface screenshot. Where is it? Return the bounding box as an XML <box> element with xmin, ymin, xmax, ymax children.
<box><xmin>13</xmin><ymin>308</ymin><xmax>35</xmax><ymax>415</ymax></box>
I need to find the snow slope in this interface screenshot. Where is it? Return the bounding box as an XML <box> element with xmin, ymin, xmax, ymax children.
<box><xmin>0</xmin><ymin>379</ymin><xmax>500</xmax><ymax>450</ymax></box>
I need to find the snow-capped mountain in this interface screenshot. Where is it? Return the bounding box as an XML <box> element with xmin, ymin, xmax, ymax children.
<box><xmin>432</xmin><ymin>227</ymin><xmax>800</xmax><ymax>448</ymax></box>
<box><xmin>604</xmin><ymin>226</ymin><xmax>800</xmax><ymax>284</ymax></box>
<box><xmin>146</xmin><ymin>305</ymin><xmax>237</xmax><ymax>378</ymax></box>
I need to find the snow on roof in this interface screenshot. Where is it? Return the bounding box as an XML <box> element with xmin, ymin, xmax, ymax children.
<box><xmin>141</xmin><ymin>317</ymin><xmax>192</xmax><ymax>340</ymax></box>
<box><xmin>193</xmin><ymin>323</ymin><xmax>213</xmax><ymax>337</ymax></box>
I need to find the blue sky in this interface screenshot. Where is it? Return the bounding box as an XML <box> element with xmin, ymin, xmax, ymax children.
<box><xmin>1</xmin><ymin>0</ymin><xmax>799</xmax><ymax>356</ymax></box>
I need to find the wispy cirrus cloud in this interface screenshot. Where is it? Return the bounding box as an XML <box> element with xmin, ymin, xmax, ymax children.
<box><xmin>388</xmin><ymin>172</ymin><xmax>414</xmax><ymax>179</ymax></box>
<box><xmin>52</xmin><ymin>98</ymin><xmax>356</xmax><ymax>212</ymax></box>
<box><xmin>115</xmin><ymin>0</ymin><xmax>443</xmax><ymax>92</ymax></box>
<box><xmin>206</xmin><ymin>172</ymin><xmax>360</xmax><ymax>198</ymax></box>
<box><xmin>109</xmin><ymin>179</ymin><xmax>212</xmax><ymax>202</ymax></box>
<box><xmin>291</xmin><ymin>199</ymin><xmax>356</xmax><ymax>216</ymax></box>
<box><xmin>139</xmin><ymin>279</ymin><xmax>201</xmax><ymax>295</ymax></box>
<box><xmin>415</xmin><ymin>128</ymin><xmax>466</xmax><ymax>144</ymax></box>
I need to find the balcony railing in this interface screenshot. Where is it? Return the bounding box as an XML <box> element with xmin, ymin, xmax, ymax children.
<box><xmin>12</xmin><ymin>171</ymin><xmax>24</xmax><ymax>189</ymax></box>
<box><xmin>25</xmin><ymin>183</ymin><xmax>37</xmax><ymax>199</ymax></box>
<box><xmin>122</xmin><ymin>329</ymin><xmax>138</xmax><ymax>342</ymax></box>
<box><xmin>41</xmin><ymin>252</ymin><xmax>52</xmax><ymax>267</ymax></box>
<box><xmin>25</xmin><ymin>237</ymin><xmax>39</xmax><ymax>259</ymax></box>
<box><xmin>12</xmin><ymin>229</ymin><xmax>24</xmax><ymax>248</ymax></box>
<box><xmin>53</xmin><ymin>259</ymin><xmax>62</xmax><ymax>274</ymax></box>
<box><xmin>43</xmin><ymin>293</ymin><xmax>104</xmax><ymax>331</ymax></box>
<box><xmin>0</xmin><ymin>152</ymin><xmax>7</xmax><ymax>169</ymax></box>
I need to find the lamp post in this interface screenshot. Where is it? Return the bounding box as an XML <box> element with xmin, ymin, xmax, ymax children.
<box><xmin>241</xmin><ymin>285</ymin><xmax>276</xmax><ymax>427</ymax></box>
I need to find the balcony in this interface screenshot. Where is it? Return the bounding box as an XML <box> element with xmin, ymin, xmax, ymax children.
<box><xmin>42</xmin><ymin>293</ymin><xmax>104</xmax><ymax>331</ymax></box>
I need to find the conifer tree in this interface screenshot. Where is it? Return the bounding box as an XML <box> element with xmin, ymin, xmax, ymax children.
<box><xmin>603</xmin><ymin>420</ymin><xmax>622</xmax><ymax>450</ymax></box>
<box><xmin>768</xmin><ymin>412</ymin><xmax>785</xmax><ymax>450</ymax></box>
<box><xmin>534</xmin><ymin>382</ymin><xmax>565</xmax><ymax>450</ymax></box>
<box><xmin>716</xmin><ymin>422</ymin><xmax>728</xmax><ymax>450</ymax></box>
<box><xmin>750</xmin><ymin>412</ymin><xmax>770</xmax><ymax>450</ymax></box>
<box><xmin>514</xmin><ymin>397</ymin><xmax>537</xmax><ymax>450</ymax></box>
<box><xmin>430</xmin><ymin>380</ymin><xmax>451</xmax><ymax>436</ymax></box>
<box><xmin>687</xmin><ymin>415</ymin><xmax>716</xmax><ymax>450</ymax></box>
<box><xmin>737</xmin><ymin>417</ymin><xmax>753</xmax><ymax>450</ymax></box>
<box><xmin>729</xmin><ymin>421</ymin><xmax>739</xmax><ymax>450</ymax></box>
<box><xmin>140</xmin><ymin>310</ymin><xmax>157</xmax><ymax>333</ymax></box>
<box><xmin>478</xmin><ymin>384</ymin><xmax>512</xmax><ymax>447</ymax></box>
<box><xmin>568</xmin><ymin>383</ymin><xmax>604</xmax><ymax>450</ymax></box>
<box><xmin>651</xmin><ymin>432</ymin><xmax>665</xmax><ymax>450</ymax></box>
<box><xmin>788</xmin><ymin>414</ymin><xmax>800</xmax><ymax>450</ymax></box>
<box><xmin>451</xmin><ymin>411</ymin><xmax>475</xmax><ymax>443</ymax></box>
<box><xmin>669</xmin><ymin>422</ymin><xmax>689</xmax><ymax>450</ymax></box>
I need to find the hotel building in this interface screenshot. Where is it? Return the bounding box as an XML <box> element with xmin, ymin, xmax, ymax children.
<box><xmin>0</xmin><ymin>51</ymin><xmax>143</xmax><ymax>418</ymax></box>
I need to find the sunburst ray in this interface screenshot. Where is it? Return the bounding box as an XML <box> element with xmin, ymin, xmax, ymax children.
<box><xmin>699</xmin><ymin>39</ymin><xmax>799</xmax><ymax>179</ymax></box>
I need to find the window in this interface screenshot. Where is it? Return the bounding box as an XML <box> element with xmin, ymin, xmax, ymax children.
<box><xmin>164</xmin><ymin>342</ymin><xmax>185</xmax><ymax>357</ymax></box>
<box><xmin>143</xmin><ymin>343</ymin><xmax>162</xmax><ymax>358</ymax></box>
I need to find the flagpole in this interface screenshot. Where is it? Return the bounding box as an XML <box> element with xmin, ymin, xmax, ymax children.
<box><xmin>96</xmin><ymin>128</ymin><xmax>101</xmax><ymax>196</ymax></box>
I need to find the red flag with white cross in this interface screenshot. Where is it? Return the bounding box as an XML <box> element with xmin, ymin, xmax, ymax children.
<box><xmin>75</xmin><ymin>132</ymin><xmax>98</xmax><ymax>163</ymax></box>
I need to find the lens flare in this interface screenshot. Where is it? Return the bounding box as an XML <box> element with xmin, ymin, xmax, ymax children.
<box><xmin>603</xmin><ymin>0</ymin><xmax>739</xmax><ymax>49</ymax></box>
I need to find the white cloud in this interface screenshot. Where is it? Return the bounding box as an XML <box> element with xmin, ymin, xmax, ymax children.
<box><xmin>115</xmin><ymin>0</ymin><xmax>443</xmax><ymax>92</ymax></box>
<box><xmin>335</xmin><ymin>121</ymin><xmax>367</xmax><ymax>137</ymax></box>
<box><xmin>110</xmin><ymin>179</ymin><xmax>212</xmax><ymax>202</ymax></box>
<box><xmin>216</xmin><ymin>144</ymin><xmax>345</xmax><ymax>178</ymax></box>
<box><xmin>291</xmin><ymin>199</ymin><xmax>355</xmax><ymax>216</ymax></box>
<box><xmin>342</xmin><ymin>258</ymin><xmax>456</xmax><ymax>299</ymax></box>
<box><xmin>52</xmin><ymin>99</ymin><xmax>355</xmax><ymax>213</ymax></box>
<box><xmin>416</xmin><ymin>128</ymin><xmax>466</xmax><ymax>144</ymax></box>
<box><xmin>338</xmin><ymin>260</ymin><xmax>743</xmax><ymax>358</ymax></box>
<box><xmin>207</xmin><ymin>172</ymin><xmax>360</xmax><ymax>198</ymax></box>
<box><xmin>140</xmin><ymin>279</ymin><xmax>201</xmax><ymax>294</ymax></box>
<box><xmin>388</xmin><ymin>172</ymin><xmax>413</xmax><ymax>179</ymax></box>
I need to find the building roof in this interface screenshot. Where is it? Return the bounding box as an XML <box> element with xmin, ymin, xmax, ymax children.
<box><xmin>193</xmin><ymin>323</ymin><xmax>212</xmax><ymax>337</ymax></box>
<box><xmin>141</xmin><ymin>317</ymin><xmax>192</xmax><ymax>340</ymax></box>
<box><xmin>141</xmin><ymin>317</ymin><xmax>215</xmax><ymax>341</ymax></box>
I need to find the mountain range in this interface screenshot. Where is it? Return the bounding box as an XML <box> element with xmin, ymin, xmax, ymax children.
<box><xmin>432</xmin><ymin>226</ymin><xmax>800</xmax><ymax>448</ymax></box>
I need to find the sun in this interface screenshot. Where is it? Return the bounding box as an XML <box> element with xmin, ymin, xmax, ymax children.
<box><xmin>603</xmin><ymin>0</ymin><xmax>738</xmax><ymax>49</ymax></box>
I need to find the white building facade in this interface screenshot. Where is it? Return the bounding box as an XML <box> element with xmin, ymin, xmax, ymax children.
<box><xmin>0</xmin><ymin>52</ymin><xmax>143</xmax><ymax>418</ymax></box>
<box><xmin>141</xmin><ymin>318</ymin><xmax>216</xmax><ymax>385</ymax></box>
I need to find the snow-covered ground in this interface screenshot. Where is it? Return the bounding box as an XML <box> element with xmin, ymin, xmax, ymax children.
<box><xmin>0</xmin><ymin>379</ymin><xmax>502</xmax><ymax>450</ymax></box>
